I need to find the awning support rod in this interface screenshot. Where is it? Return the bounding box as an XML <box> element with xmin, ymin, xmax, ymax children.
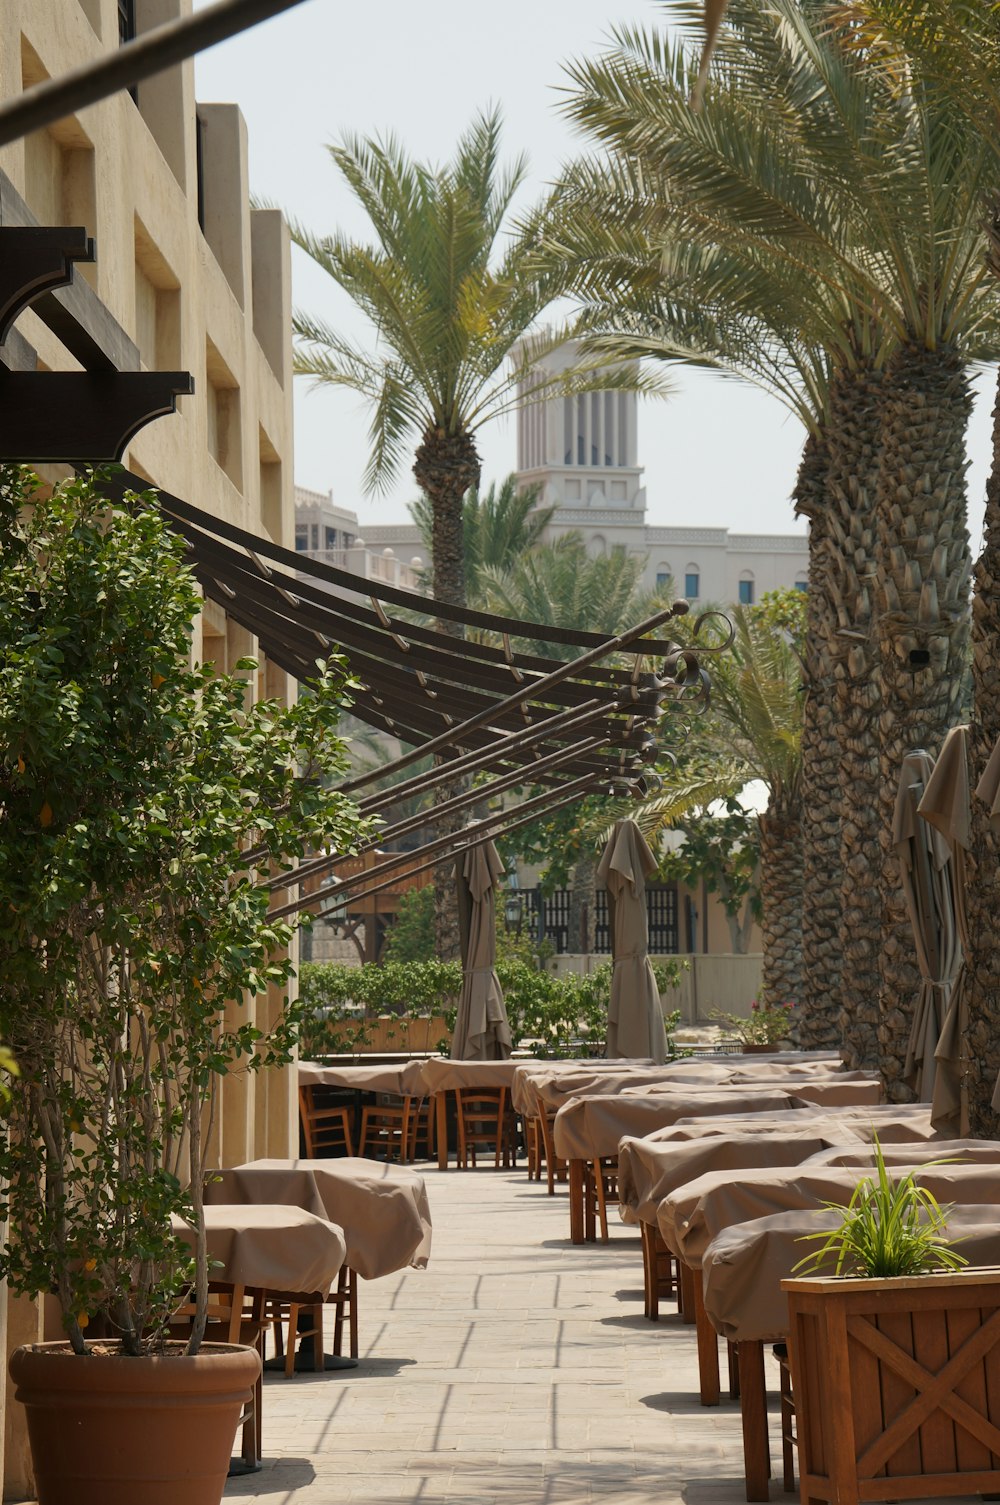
<box><xmin>0</xmin><ymin>0</ymin><xmax>311</xmax><ymax>149</ymax></box>
<box><xmin>267</xmin><ymin>772</ymin><xmax>601</xmax><ymax>920</ymax></box>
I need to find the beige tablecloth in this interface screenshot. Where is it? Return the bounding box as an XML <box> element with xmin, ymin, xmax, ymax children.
<box><xmin>205</xmin><ymin>1158</ymin><xmax>432</xmax><ymax>1281</ymax></box>
<box><xmin>298</xmin><ymin>1060</ymin><xmax>428</xmax><ymax>1095</ymax></box>
<box><xmin>172</xmin><ymin>1203</ymin><xmax>347</xmax><ymax>1295</ymax></box>
<box><xmin>552</xmin><ymin>1088</ymin><xmax>805</xmax><ymax>1161</ymax></box>
<box><xmin>661</xmin><ymin>1160</ymin><xmax>1000</xmax><ymax>1267</ymax></box>
<box><xmin>620</xmin><ymin>1078</ymin><xmax>882</xmax><ymax>1109</ymax></box>
<box><xmin>662</xmin><ymin>1103</ymin><xmax>939</xmax><ymax>1139</ymax></box>
<box><xmin>703</xmin><ymin>1204</ymin><xmax>1000</xmax><ymax>1343</ymax></box>
<box><xmin>617</xmin><ymin>1128</ymin><xmax>857</xmax><ymax>1228</ymax></box>
<box><xmin>418</xmin><ymin>1057</ymin><xmax>534</xmax><ymax>1095</ymax></box>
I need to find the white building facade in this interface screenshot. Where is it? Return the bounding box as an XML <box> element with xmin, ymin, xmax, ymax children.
<box><xmin>298</xmin><ymin>348</ymin><xmax>809</xmax><ymax>608</ymax></box>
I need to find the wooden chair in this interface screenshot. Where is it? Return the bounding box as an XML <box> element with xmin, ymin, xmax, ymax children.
<box><xmin>589</xmin><ymin>1156</ymin><xmax>618</xmax><ymax>1241</ymax></box>
<box><xmin>773</xmin><ymin>1341</ymin><xmax>796</xmax><ymax>1494</ymax></box>
<box><xmin>358</xmin><ymin>1092</ymin><xmax>420</xmax><ymax>1162</ymax></box>
<box><xmin>171</xmin><ymin>1282</ymin><xmax>265</xmax><ymax>1466</ymax></box>
<box><xmin>299</xmin><ymin>1084</ymin><xmax>354</xmax><ymax>1157</ymax></box>
<box><xmin>406</xmin><ymin>1095</ymin><xmax>435</xmax><ymax>1161</ymax></box>
<box><xmin>523</xmin><ymin>1112</ymin><xmax>543</xmax><ymax>1181</ymax></box>
<box><xmin>536</xmin><ymin>1105</ymin><xmax>567</xmax><ymax>1194</ymax></box>
<box><xmin>454</xmin><ymin>1086</ymin><xmax>518</xmax><ymax>1169</ymax></box>
<box><xmin>268</xmin><ymin>1265</ymin><xmax>359</xmax><ymax>1375</ymax></box>
<box><xmin>640</xmin><ymin>1222</ymin><xmax>680</xmax><ymax>1320</ymax></box>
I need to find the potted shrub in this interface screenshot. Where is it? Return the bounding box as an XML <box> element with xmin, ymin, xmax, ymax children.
<box><xmin>711</xmin><ymin>996</ymin><xmax>795</xmax><ymax>1052</ymax></box>
<box><xmin>783</xmin><ymin>1142</ymin><xmax>1000</xmax><ymax>1503</ymax></box>
<box><xmin>0</xmin><ymin>469</ymin><xmax>371</xmax><ymax>1505</ymax></box>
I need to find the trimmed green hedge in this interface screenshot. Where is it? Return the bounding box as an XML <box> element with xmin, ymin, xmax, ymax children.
<box><xmin>296</xmin><ymin>957</ymin><xmax>686</xmax><ymax>1060</ymax></box>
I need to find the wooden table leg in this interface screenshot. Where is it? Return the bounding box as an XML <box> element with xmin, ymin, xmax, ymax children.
<box><xmin>642</xmin><ymin>1222</ymin><xmax>658</xmax><ymax>1321</ymax></box>
<box><xmin>568</xmin><ymin>1158</ymin><xmax>585</xmax><ymax>1244</ymax></box>
<box><xmin>435</xmin><ymin>1091</ymin><xmax>449</xmax><ymax>1171</ymax></box>
<box><xmin>692</xmin><ymin>1271</ymin><xmax>721</xmax><ymax>1406</ymax></box>
<box><xmin>679</xmin><ymin>1256</ymin><xmax>696</xmax><ymax>1324</ymax></box>
<box><xmin>739</xmin><ymin>1339</ymin><xmax>771</xmax><ymax>1503</ymax></box>
<box><xmin>583</xmin><ymin>1162</ymin><xmax>596</xmax><ymax>1242</ymax></box>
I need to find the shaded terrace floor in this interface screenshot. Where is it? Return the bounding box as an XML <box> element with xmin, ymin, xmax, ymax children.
<box><xmin>224</xmin><ymin>1164</ymin><xmax>974</xmax><ymax>1505</ymax></box>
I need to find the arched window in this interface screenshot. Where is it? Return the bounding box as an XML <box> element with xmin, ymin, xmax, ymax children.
<box><xmin>684</xmin><ymin>565</ymin><xmax>700</xmax><ymax>600</ymax></box>
<box><xmin>738</xmin><ymin>571</ymin><xmax>755</xmax><ymax>606</ymax></box>
<box><xmin>655</xmin><ymin>562</ymin><xmax>672</xmax><ymax>589</ymax></box>
<box><xmin>794</xmin><ymin>575</ymin><xmax>808</xmax><ymax>592</ymax></box>
<box><xmin>590</xmin><ymin>534</ymin><xmax>607</xmax><ymax>557</ymax></box>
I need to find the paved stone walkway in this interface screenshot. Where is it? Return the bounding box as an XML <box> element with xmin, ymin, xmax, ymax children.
<box><xmin>225</xmin><ymin>1165</ymin><xmax>771</xmax><ymax>1504</ymax></box>
<box><xmin>225</xmin><ymin>1165</ymin><xmax>982</xmax><ymax>1505</ymax></box>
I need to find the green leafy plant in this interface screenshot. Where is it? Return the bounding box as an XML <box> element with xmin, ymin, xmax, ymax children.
<box><xmin>795</xmin><ymin>1139</ymin><xmax>968</xmax><ymax>1279</ymax></box>
<box><xmin>0</xmin><ymin>469</ymin><xmax>371</xmax><ymax>1356</ymax></box>
<box><xmin>297</xmin><ymin>956</ymin><xmax>686</xmax><ymax>1060</ymax></box>
<box><xmin>710</xmin><ymin>998</ymin><xmax>794</xmax><ymax>1046</ymax></box>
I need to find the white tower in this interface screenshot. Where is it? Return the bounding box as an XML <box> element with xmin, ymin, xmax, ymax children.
<box><xmin>514</xmin><ymin>343</ymin><xmax>647</xmax><ymax>555</ymax></box>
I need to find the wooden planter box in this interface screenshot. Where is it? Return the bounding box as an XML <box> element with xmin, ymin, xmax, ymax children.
<box><xmin>324</xmin><ymin>1015</ymin><xmax>451</xmax><ymax>1055</ymax></box>
<box><xmin>783</xmin><ymin>1268</ymin><xmax>1000</xmax><ymax>1504</ymax></box>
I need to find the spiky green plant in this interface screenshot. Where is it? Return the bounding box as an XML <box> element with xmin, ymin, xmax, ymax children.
<box><xmin>795</xmin><ymin>1139</ymin><xmax>968</xmax><ymax>1279</ymax></box>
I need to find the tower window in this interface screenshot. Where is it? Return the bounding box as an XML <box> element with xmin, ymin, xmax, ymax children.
<box><xmin>118</xmin><ymin>0</ymin><xmax>137</xmax><ymax>45</ymax></box>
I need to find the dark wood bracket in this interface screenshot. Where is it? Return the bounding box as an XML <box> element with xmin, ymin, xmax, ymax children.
<box><xmin>0</xmin><ymin>226</ymin><xmax>95</xmax><ymax>344</ymax></box>
<box><xmin>0</xmin><ymin>370</ymin><xmax>195</xmax><ymax>462</ymax></box>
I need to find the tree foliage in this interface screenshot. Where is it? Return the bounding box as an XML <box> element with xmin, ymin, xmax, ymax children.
<box><xmin>0</xmin><ymin>471</ymin><xmax>371</xmax><ymax>1355</ymax></box>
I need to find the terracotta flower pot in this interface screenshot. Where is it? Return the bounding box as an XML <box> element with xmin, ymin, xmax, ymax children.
<box><xmin>9</xmin><ymin>1340</ymin><xmax>261</xmax><ymax>1505</ymax></box>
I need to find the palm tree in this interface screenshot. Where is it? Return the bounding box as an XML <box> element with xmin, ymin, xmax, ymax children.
<box><xmin>478</xmin><ymin>533</ymin><xmax>660</xmax><ymax>660</ymax></box>
<box><xmin>284</xmin><ymin>109</ymin><xmax>667</xmax><ymax>959</ymax></box>
<box><xmin>286</xmin><ymin>108</ymin><xmax>663</xmax><ymax>623</ymax></box>
<box><xmin>557</xmin><ymin>0</ymin><xmax>1000</xmax><ymax>1085</ymax></box>
<box><xmin>409</xmin><ymin>474</ymin><xmax>554</xmax><ymax>608</ymax></box>
<box><xmin>482</xmin><ymin>533</ymin><xmax>669</xmax><ymax>951</ymax></box>
<box><xmin>628</xmin><ymin>608</ymin><xmax>804</xmax><ymax>1005</ymax></box>
<box><xmin>820</xmin><ymin>0</ymin><xmax>1000</xmax><ymax>1132</ymax></box>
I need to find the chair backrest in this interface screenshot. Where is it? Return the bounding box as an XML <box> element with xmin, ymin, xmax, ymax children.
<box><xmin>299</xmin><ymin>1083</ymin><xmax>353</xmax><ymax>1157</ymax></box>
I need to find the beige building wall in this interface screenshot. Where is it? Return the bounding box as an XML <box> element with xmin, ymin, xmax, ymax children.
<box><xmin>0</xmin><ymin>3</ymin><xmax>298</xmax><ymax>1494</ymax></box>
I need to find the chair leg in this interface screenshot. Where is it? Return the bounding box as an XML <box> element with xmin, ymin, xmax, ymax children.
<box><xmin>775</xmin><ymin>1345</ymin><xmax>796</xmax><ymax>1494</ymax></box>
<box><xmin>285</xmin><ymin>1304</ymin><xmax>299</xmax><ymax>1378</ymax></box>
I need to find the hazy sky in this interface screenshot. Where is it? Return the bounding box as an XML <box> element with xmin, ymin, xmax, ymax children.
<box><xmin>192</xmin><ymin>0</ymin><xmax>996</xmax><ymax>542</ymax></box>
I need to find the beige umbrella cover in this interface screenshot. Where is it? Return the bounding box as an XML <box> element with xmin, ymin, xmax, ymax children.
<box><xmin>916</xmin><ymin>727</ymin><xmax>971</xmax><ymax>1133</ymax></box>
<box><xmin>598</xmin><ymin>819</ymin><xmax>668</xmax><ymax>1063</ymax></box>
<box><xmin>894</xmin><ymin>749</ymin><xmax>959</xmax><ymax>1107</ymax></box>
<box><xmin>974</xmin><ymin>732</ymin><xmax>1000</xmax><ymax>1113</ymax></box>
<box><xmin>450</xmin><ymin>839</ymin><xmax>512</xmax><ymax>1061</ymax></box>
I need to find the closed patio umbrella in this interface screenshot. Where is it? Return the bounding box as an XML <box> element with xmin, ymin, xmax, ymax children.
<box><xmin>598</xmin><ymin>818</ymin><xmax>668</xmax><ymax>1063</ymax></box>
<box><xmin>974</xmin><ymin>732</ymin><xmax>1000</xmax><ymax>1114</ymax></box>
<box><xmin>915</xmin><ymin>727</ymin><xmax>971</xmax><ymax>1133</ymax></box>
<box><xmin>450</xmin><ymin>839</ymin><xmax>512</xmax><ymax>1061</ymax></box>
<box><xmin>894</xmin><ymin>749</ymin><xmax>960</xmax><ymax>1108</ymax></box>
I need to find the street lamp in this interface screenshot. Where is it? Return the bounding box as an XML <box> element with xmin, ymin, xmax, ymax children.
<box><xmin>503</xmin><ymin>889</ymin><xmax>523</xmax><ymax>936</ymax></box>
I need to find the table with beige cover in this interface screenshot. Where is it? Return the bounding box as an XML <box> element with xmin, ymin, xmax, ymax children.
<box><xmin>413</xmin><ymin>1057</ymin><xmax>541</xmax><ymax>1169</ymax></box>
<box><xmin>660</xmin><ymin>1158</ymin><xmax>1000</xmax><ymax>1269</ymax></box>
<box><xmin>298</xmin><ymin>1059</ymin><xmax>430</xmax><ymax>1096</ymax></box>
<box><xmin>204</xmin><ymin>1158</ymin><xmax>432</xmax><ymax>1281</ymax></box>
<box><xmin>621</xmin><ymin>1076</ymin><xmax>882</xmax><ymax>1109</ymax></box>
<box><xmin>172</xmin><ymin>1203</ymin><xmax>348</xmax><ymax>1297</ymax></box>
<box><xmin>701</xmin><ymin>1203</ymin><xmax>1000</xmax><ymax>1502</ymax></box>
<box><xmin>554</xmin><ymin>1087</ymin><xmax>814</xmax><ymax>1244</ymax></box>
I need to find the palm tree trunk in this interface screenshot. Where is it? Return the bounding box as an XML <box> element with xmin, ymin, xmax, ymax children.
<box><xmin>872</xmin><ymin>345</ymin><xmax>972</xmax><ymax>1098</ymax></box>
<box><xmin>825</xmin><ymin>364</ymin><xmax>885</xmax><ymax>1069</ymax></box>
<box><xmin>757</xmin><ymin>795</ymin><xmax>803</xmax><ymax>1007</ymax></box>
<box><xmin>962</xmin><ymin>369</ymin><xmax>1000</xmax><ymax>1138</ymax></box>
<box><xmin>793</xmin><ymin>429</ymin><xmax>842</xmax><ymax>1047</ymax></box>
<box><xmin>568</xmin><ymin>849</ymin><xmax>598</xmax><ymax>957</ymax></box>
<box><xmin>413</xmin><ymin>426</ymin><xmax>481</xmax><ymax>962</ymax></box>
